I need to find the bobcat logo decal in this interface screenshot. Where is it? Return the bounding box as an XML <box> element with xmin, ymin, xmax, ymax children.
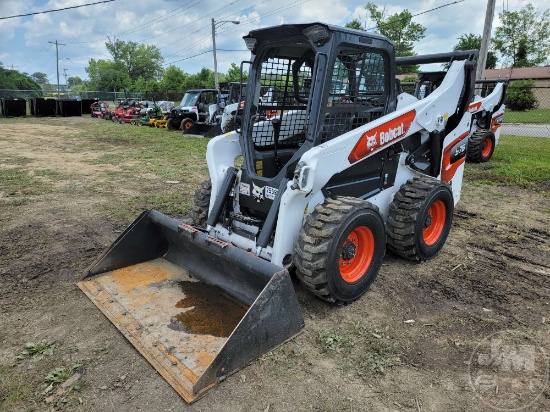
<box><xmin>252</xmin><ymin>182</ymin><xmax>265</xmax><ymax>203</ymax></box>
<box><xmin>366</xmin><ymin>132</ymin><xmax>377</xmax><ymax>148</ymax></box>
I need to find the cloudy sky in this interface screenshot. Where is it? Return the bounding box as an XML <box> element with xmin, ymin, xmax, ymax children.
<box><xmin>0</xmin><ymin>0</ymin><xmax>546</xmax><ymax>84</ymax></box>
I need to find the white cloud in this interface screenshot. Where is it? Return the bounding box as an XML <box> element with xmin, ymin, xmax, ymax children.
<box><xmin>1</xmin><ymin>0</ymin><xmax>547</xmax><ymax>80</ymax></box>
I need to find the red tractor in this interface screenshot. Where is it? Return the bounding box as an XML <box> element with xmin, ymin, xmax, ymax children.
<box><xmin>111</xmin><ymin>100</ymin><xmax>141</xmax><ymax>124</ymax></box>
<box><xmin>90</xmin><ymin>101</ymin><xmax>109</xmax><ymax>118</ymax></box>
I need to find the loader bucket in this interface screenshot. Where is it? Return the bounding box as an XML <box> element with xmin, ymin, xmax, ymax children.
<box><xmin>203</xmin><ymin>123</ymin><xmax>222</xmax><ymax>138</ymax></box>
<box><xmin>77</xmin><ymin>209</ymin><xmax>304</xmax><ymax>403</ymax></box>
<box><xmin>183</xmin><ymin>122</ymin><xmax>220</xmax><ymax>137</ymax></box>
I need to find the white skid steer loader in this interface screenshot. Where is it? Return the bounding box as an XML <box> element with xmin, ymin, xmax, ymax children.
<box><xmin>79</xmin><ymin>23</ymin><xmax>478</xmax><ymax>402</ymax></box>
<box><xmin>466</xmin><ymin>79</ymin><xmax>508</xmax><ymax>162</ymax></box>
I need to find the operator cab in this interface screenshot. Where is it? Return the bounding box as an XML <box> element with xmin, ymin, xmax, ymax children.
<box><xmin>235</xmin><ymin>23</ymin><xmax>396</xmax><ymax>216</ymax></box>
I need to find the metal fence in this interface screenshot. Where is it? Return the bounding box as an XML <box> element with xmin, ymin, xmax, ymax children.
<box><xmin>0</xmin><ymin>89</ymin><xmax>142</xmax><ymax>102</ymax></box>
<box><xmin>490</xmin><ymin>86</ymin><xmax>549</xmax><ymax>139</ymax></box>
<box><xmin>399</xmin><ymin>82</ymin><xmax>549</xmax><ymax>138</ymax></box>
<box><xmin>1</xmin><ymin>85</ymin><xmax>549</xmax><ymax>138</ymax></box>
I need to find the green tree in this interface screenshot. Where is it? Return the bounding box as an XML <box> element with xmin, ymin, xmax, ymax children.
<box><xmin>0</xmin><ymin>67</ymin><xmax>42</xmax><ymax>97</ymax></box>
<box><xmin>453</xmin><ymin>33</ymin><xmax>497</xmax><ymax>69</ymax></box>
<box><xmin>31</xmin><ymin>72</ymin><xmax>49</xmax><ymax>84</ymax></box>
<box><xmin>160</xmin><ymin>65</ymin><xmax>188</xmax><ymax>92</ymax></box>
<box><xmin>345</xmin><ymin>19</ymin><xmax>364</xmax><ymax>30</ymax></box>
<box><xmin>513</xmin><ymin>39</ymin><xmax>531</xmax><ymax>68</ymax></box>
<box><xmin>182</xmin><ymin>68</ymin><xmax>215</xmax><ymax>90</ymax></box>
<box><xmin>85</xmin><ymin>58</ymin><xmax>131</xmax><ymax>91</ymax></box>
<box><xmin>221</xmin><ymin>63</ymin><xmax>247</xmax><ymax>83</ymax></box>
<box><xmin>348</xmin><ymin>3</ymin><xmax>427</xmax><ymax>74</ymax></box>
<box><xmin>106</xmin><ymin>39</ymin><xmax>164</xmax><ymax>82</ymax></box>
<box><xmin>492</xmin><ymin>3</ymin><xmax>550</xmax><ymax>67</ymax></box>
<box><xmin>67</xmin><ymin>76</ymin><xmax>83</xmax><ymax>87</ymax></box>
<box><xmin>505</xmin><ymin>79</ymin><xmax>538</xmax><ymax>111</ymax></box>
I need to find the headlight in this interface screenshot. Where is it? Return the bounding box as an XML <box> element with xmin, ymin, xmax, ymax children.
<box><xmin>292</xmin><ymin>161</ymin><xmax>313</xmax><ymax>192</ymax></box>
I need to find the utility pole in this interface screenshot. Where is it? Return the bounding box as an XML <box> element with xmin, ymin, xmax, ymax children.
<box><xmin>48</xmin><ymin>40</ymin><xmax>66</xmax><ymax>99</ymax></box>
<box><xmin>211</xmin><ymin>19</ymin><xmax>218</xmax><ymax>88</ymax></box>
<box><xmin>63</xmin><ymin>68</ymin><xmax>69</xmax><ymax>96</ymax></box>
<box><xmin>211</xmin><ymin>18</ymin><xmax>239</xmax><ymax>88</ymax></box>
<box><xmin>476</xmin><ymin>0</ymin><xmax>496</xmax><ymax>80</ymax></box>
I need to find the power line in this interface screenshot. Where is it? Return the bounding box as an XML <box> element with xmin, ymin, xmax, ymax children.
<box><xmin>66</xmin><ymin>0</ymin><xmax>204</xmax><ymax>44</ymax></box>
<box><xmin>166</xmin><ymin>50</ymin><xmax>212</xmax><ymax>65</ymax></box>
<box><xmin>18</xmin><ymin>43</ymin><xmax>53</xmax><ymax>68</ymax></box>
<box><xmin>160</xmin><ymin>0</ymin><xmax>273</xmax><ymax>57</ymax></box>
<box><xmin>67</xmin><ymin>0</ymin><xmax>239</xmax><ymax>48</ymax></box>
<box><xmin>163</xmin><ymin>0</ymin><xmax>313</xmax><ymax>65</ymax></box>
<box><xmin>0</xmin><ymin>0</ymin><xmax>116</xmax><ymax>20</ymax></box>
<box><xmin>137</xmin><ymin>0</ymin><xmax>241</xmax><ymax>44</ymax></box>
<box><xmin>113</xmin><ymin>0</ymin><xmax>202</xmax><ymax>38</ymax></box>
<box><xmin>370</xmin><ymin>0</ymin><xmax>467</xmax><ymax>31</ymax></box>
<box><xmin>216</xmin><ymin>0</ymin><xmax>315</xmax><ymax>36</ymax></box>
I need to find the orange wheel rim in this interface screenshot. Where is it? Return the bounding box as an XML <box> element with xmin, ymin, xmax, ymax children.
<box><xmin>184</xmin><ymin>121</ymin><xmax>193</xmax><ymax>129</ymax></box>
<box><xmin>339</xmin><ymin>226</ymin><xmax>375</xmax><ymax>283</ymax></box>
<box><xmin>481</xmin><ymin>138</ymin><xmax>492</xmax><ymax>157</ymax></box>
<box><xmin>422</xmin><ymin>200</ymin><xmax>446</xmax><ymax>246</ymax></box>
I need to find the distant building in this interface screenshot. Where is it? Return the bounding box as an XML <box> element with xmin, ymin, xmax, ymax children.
<box><xmin>485</xmin><ymin>66</ymin><xmax>550</xmax><ymax>108</ymax></box>
<box><xmin>397</xmin><ymin>66</ymin><xmax>550</xmax><ymax>108</ymax></box>
<box><xmin>484</xmin><ymin>66</ymin><xmax>550</xmax><ymax>84</ymax></box>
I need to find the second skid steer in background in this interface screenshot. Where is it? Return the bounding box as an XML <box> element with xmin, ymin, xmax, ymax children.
<box><xmin>79</xmin><ymin>22</ymin><xmax>479</xmax><ymax>402</ymax></box>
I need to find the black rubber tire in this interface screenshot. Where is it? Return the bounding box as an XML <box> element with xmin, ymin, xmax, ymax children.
<box><xmin>293</xmin><ymin>197</ymin><xmax>386</xmax><ymax>304</ymax></box>
<box><xmin>167</xmin><ymin>118</ymin><xmax>176</xmax><ymax>131</ymax></box>
<box><xmin>467</xmin><ymin>129</ymin><xmax>495</xmax><ymax>163</ymax></box>
<box><xmin>387</xmin><ymin>177</ymin><xmax>454</xmax><ymax>261</ymax></box>
<box><xmin>191</xmin><ymin>179</ymin><xmax>212</xmax><ymax>227</ymax></box>
<box><xmin>223</xmin><ymin>116</ymin><xmax>241</xmax><ymax>133</ymax></box>
<box><xmin>222</xmin><ymin>117</ymin><xmax>235</xmax><ymax>133</ymax></box>
<box><xmin>181</xmin><ymin>118</ymin><xmax>194</xmax><ymax>132</ymax></box>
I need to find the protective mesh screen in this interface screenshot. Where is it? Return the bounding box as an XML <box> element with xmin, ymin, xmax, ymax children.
<box><xmin>228</xmin><ymin>84</ymin><xmax>246</xmax><ymax>105</ymax></box>
<box><xmin>322</xmin><ymin>49</ymin><xmax>387</xmax><ymax>143</ymax></box>
<box><xmin>251</xmin><ymin>57</ymin><xmax>311</xmax><ymax>149</ymax></box>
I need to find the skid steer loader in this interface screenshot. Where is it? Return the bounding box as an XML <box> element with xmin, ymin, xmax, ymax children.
<box><xmin>79</xmin><ymin>23</ymin><xmax>477</xmax><ymax>402</ymax></box>
<box><xmin>400</xmin><ymin>71</ymin><xmax>508</xmax><ymax>163</ymax></box>
<box><xmin>466</xmin><ymin>79</ymin><xmax>508</xmax><ymax>162</ymax></box>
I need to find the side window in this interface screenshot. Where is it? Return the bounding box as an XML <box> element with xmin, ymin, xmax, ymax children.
<box><xmin>327</xmin><ymin>49</ymin><xmax>387</xmax><ymax>107</ymax></box>
<box><xmin>322</xmin><ymin>48</ymin><xmax>388</xmax><ymax>143</ymax></box>
<box><xmin>205</xmin><ymin>92</ymin><xmax>214</xmax><ymax>105</ymax></box>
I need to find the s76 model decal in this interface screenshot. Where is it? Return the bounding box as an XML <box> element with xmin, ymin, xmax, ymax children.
<box><xmin>468</xmin><ymin>101</ymin><xmax>482</xmax><ymax>113</ymax></box>
<box><xmin>348</xmin><ymin>110</ymin><xmax>416</xmax><ymax>163</ymax></box>
<box><xmin>491</xmin><ymin>113</ymin><xmax>504</xmax><ymax>133</ymax></box>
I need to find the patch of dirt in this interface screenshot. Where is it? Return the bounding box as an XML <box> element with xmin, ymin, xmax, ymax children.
<box><xmin>1</xmin><ymin>118</ymin><xmax>548</xmax><ymax>412</ymax></box>
<box><xmin>0</xmin><ymin>123</ymin><xmax>120</xmax><ymax>179</ymax></box>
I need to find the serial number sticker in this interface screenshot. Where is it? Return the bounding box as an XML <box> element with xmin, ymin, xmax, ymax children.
<box><xmin>264</xmin><ymin>186</ymin><xmax>278</xmax><ymax>200</ymax></box>
<box><xmin>239</xmin><ymin>182</ymin><xmax>250</xmax><ymax>196</ymax></box>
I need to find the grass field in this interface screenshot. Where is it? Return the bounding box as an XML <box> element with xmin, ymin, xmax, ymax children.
<box><xmin>465</xmin><ymin>134</ymin><xmax>550</xmax><ymax>191</ymax></box>
<box><xmin>503</xmin><ymin>108</ymin><xmax>550</xmax><ymax>124</ymax></box>
<box><xmin>1</xmin><ymin>117</ymin><xmax>549</xmax><ymax>412</ymax></box>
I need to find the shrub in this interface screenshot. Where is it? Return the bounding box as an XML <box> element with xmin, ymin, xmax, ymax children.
<box><xmin>505</xmin><ymin>79</ymin><xmax>538</xmax><ymax>111</ymax></box>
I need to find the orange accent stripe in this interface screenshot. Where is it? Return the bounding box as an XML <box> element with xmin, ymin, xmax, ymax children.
<box><xmin>441</xmin><ymin>131</ymin><xmax>469</xmax><ymax>183</ymax></box>
<box><xmin>491</xmin><ymin>113</ymin><xmax>503</xmax><ymax>133</ymax></box>
<box><xmin>468</xmin><ymin>101</ymin><xmax>482</xmax><ymax>113</ymax></box>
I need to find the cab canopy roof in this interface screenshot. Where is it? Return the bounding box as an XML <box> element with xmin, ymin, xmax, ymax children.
<box><xmin>243</xmin><ymin>22</ymin><xmax>394</xmax><ymax>51</ymax></box>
